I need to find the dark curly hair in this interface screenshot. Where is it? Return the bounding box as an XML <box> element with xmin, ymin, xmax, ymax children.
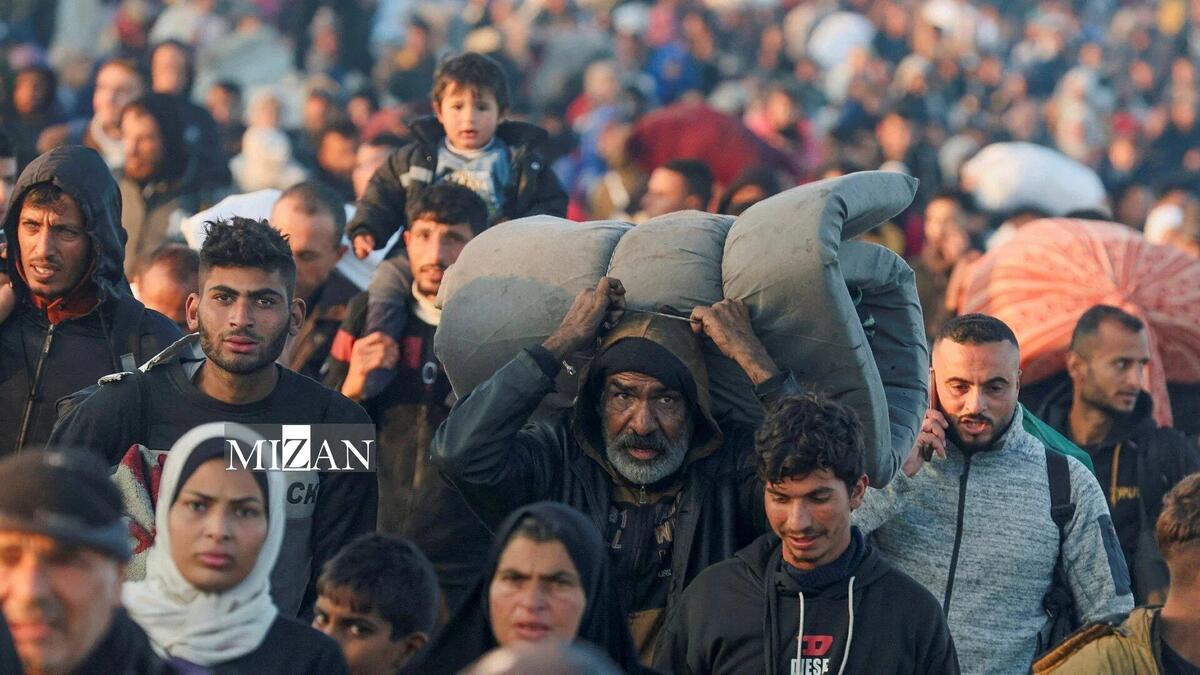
<box><xmin>406</xmin><ymin>182</ymin><xmax>488</xmax><ymax>234</ymax></box>
<box><xmin>432</xmin><ymin>52</ymin><xmax>510</xmax><ymax>113</ymax></box>
<box><xmin>755</xmin><ymin>393</ymin><xmax>865</xmax><ymax>493</ymax></box>
<box><xmin>199</xmin><ymin>217</ymin><xmax>296</xmax><ymax>298</ymax></box>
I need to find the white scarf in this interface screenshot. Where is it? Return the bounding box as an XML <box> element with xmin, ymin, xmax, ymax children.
<box><xmin>123</xmin><ymin>423</ymin><xmax>287</xmax><ymax>666</ymax></box>
<box><xmin>412</xmin><ymin>285</ymin><xmax>441</xmax><ymax>326</ymax></box>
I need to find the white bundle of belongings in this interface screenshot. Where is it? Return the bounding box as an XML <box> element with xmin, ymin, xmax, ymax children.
<box><xmin>960</xmin><ymin>141</ymin><xmax>1109</xmax><ymax>217</ymax></box>
<box><xmin>436</xmin><ymin>172</ymin><xmax>926</xmax><ymax>487</ymax></box>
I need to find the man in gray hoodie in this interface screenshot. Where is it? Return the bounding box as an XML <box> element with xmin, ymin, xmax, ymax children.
<box><xmin>855</xmin><ymin>313</ymin><xmax>1133</xmax><ymax>675</ymax></box>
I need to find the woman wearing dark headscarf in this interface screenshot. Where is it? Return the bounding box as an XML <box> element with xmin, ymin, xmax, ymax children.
<box><xmin>408</xmin><ymin>501</ymin><xmax>653</xmax><ymax>674</ymax></box>
<box><xmin>123</xmin><ymin>422</ymin><xmax>348</xmax><ymax>674</ymax></box>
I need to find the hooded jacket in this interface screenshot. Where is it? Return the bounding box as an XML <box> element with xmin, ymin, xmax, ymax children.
<box><xmin>345</xmin><ymin>117</ymin><xmax>568</xmax><ymax>247</ymax></box>
<box><xmin>0</xmin><ymin>145</ymin><xmax>182</xmax><ymax>456</ymax></box>
<box><xmin>853</xmin><ymin>406</ymin><xmax>1135</xmax><ymax>675</ymax></box>
<box><xmin>654</xmin><ymin>531</ymin><xmax>960</xmax><ymax>675</ymax></box>
<box><xmin>1036</xmin><ymin>382</ymin><xmax>1200</xmax><ymax>603</ymax></box>
<box><xmin>431</xmin><ymin>313</ymin><xmax>801</xmax><ymax>656</ymax></box>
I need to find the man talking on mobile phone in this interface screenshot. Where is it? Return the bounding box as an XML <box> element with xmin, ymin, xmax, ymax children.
<box><xmin>853</xmin><ymin>314</ymin><xmax>1133</xmax><ymax>675</ymax></box>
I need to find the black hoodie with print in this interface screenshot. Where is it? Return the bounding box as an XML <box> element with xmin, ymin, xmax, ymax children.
<box><xmin>654</xmin><ymin>529</ymin><xmax>960</xmax><ymax>675</ymax></box>
<box><xmin>0</xmin><ymin>145</ymin><xmax>182</xmax><ymax>456</ymax></box>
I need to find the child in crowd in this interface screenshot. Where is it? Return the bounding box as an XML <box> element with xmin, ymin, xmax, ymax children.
<box><xmin>314</xmin><ymin>534</ymin><xmax>441</xmax><ymax>675</ymax></box>
<box><xmin>346</xmin><ymin>52</ymin><xmax>566</xmax><ymax>259</ymax></box>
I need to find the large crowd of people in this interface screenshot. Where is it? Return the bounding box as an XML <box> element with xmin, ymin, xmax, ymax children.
<box><xmin>0</xmin><ymin>1</ymin><xmax>1199</xmax><ymax>674</ymax></box>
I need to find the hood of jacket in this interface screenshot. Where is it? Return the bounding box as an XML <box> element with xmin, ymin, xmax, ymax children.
<box><xmin>409</xmin><ymin>116</ymin><xmax>551</xmax><ymax>153</ymax></box>
<box><xmin>1038</xmin><ymin>378</ymin><xmax>1157</xmax><ymax>448</ymax></box>
<box><xmin>572</xmin><ymin>312</ymin><xmax>723</xmax><ymax>490</ymax></box>
<box><xmin>734</xmin><ymin>530</ymin><xmax>893</xmax><ymax>675</ymax></box>
<box><xmin>4</xmin><ymin>145</ymin><xmax>132</xmax><ymax>307</ymax></box>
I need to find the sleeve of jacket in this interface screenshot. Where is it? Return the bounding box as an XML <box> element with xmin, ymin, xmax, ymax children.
<box><xmin>1061</xmin><ymin>456</ymin><xmax>1135</xmax><ymax>623</ymax></box>
<box><xmin>524</xmin><ymin>154</ymin><xmax>569</xmax><ymax>217</ymax></box>
<box><xmin>48</xmin><ymin>375</ymin><xmax>143</xmax><ymax>465</ymax></box>
<box><xmin>651</xmin><ymin>601</ymin><xmax>699</xmax><ymax>675</ymax></box>
<box><xmin>853</xmin><ymin>470</ymin><xmax>919</xmax><ymax>534</ymax></box>
<box><xmin>918</xmin><ymin>601</ymin><xmax>961</xmax><ymax>675</ymax></box>
<box><xmin>301</xmin><ymin>395</ymin><xmax>379</xmax><ymax>617</ymax></box>
<box><xmin>430</xmin><ymin>348</ymin><xmax>565</xmax><ymax>529</ymax></box>
<box><xmin>345</xmin><ymin>146</ymin><xmax>413</xmax><ymax>245</ymax></box>
<box><xmin>321</xmin><ymin>293</ymin><xmax>368</xmax><ymax>392</ymax></box>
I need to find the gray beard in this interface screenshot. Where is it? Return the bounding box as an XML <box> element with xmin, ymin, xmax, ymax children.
<box><xmin>602</xmin><ymin>427</ymin><xmax>691</xmax><ymax>486</ymax></box>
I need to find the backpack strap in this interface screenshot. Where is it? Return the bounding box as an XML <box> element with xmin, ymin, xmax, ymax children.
<box><xmin>1046</xmin><ymin>448</ymin><xmax>1076</xmax><ymax>535</ymax></box>
<box><xmin>110</xmin><ymin>299</ymin><xmax>146</xmax><ymax>371</ymax></box>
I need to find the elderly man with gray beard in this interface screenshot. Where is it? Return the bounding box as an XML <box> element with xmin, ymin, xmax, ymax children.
<box><xmin>432</xmin><ymin>277</ymin><xmax>801</xmax><ymax>661</ymax></box>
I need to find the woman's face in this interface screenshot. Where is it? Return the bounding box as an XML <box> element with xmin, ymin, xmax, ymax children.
<box><xmin>487</xmin><ymin>536</ymin><xmax>586</xmax><ymax>648</ymax></box>
<box><xmin>168</xmin><ymin>459</ymin><xmax>268</xmax><ymax>594</ymax></box>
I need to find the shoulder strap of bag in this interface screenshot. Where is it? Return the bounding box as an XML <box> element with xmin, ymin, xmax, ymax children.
<box><xmin>110</xmin><ymin>299</ymin><xmax>146</xmax><ymax>371</ymax></box>
<box><xmin>1046</xmin><ymin>448</ymin><xmax>1075</xmax><ymax>535</ymax></box>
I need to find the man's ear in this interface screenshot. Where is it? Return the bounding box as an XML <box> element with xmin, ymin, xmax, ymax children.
<box><xmin>396</xmin><ymin>632</ymin><xmax>428</xmax><ymax>667</ymax></box>
<box><xmin>184</xmin><ymin>292</ymin><xmax>200</xmax><ymax>332</ymax></box>
<box><xmin>402</xmin><ymin>229</ymin><xmax>411</xmax><ymax>249</ymax></box>
<box><xmin>289</xmin><ymin>298</ymin><xmax>306</xmax><ymax>336</ymax></box>
<box><xmin>1065</xmin><ymin>352</ymin><xmax>1085</xmax><ymax>383</ymax></box>
<box><xmin>849</xmin><ymin>474</ymin><xmax>869</xmax><ymax>510</ymax></box>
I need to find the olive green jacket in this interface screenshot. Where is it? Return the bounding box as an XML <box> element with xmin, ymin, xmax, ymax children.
<box><xmin>1034</xmin><ymin>607</ymin><xmax>1163</xmax><ymax>674</ymax></box>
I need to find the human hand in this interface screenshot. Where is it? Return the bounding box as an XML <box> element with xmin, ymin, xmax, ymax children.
<box><xmin>542</xmin><ymin>277</ymin><xmax>626</xmax><ymax>360</ymax></box>
<box><xmin>902</xmin><ymin>372</ymin><xmax>949</xmax><ymax>477</ymax></box>
<box><xmin>352</xmin><ymin>233</ymin><xmax>376</xmax><ymax>260</ymax></box>
<box><xmin>689</xmin><ymin>299</ymin><xmax>779</xmax><ymax>385</ymax></box>
<box><xmin>350</xmin><ymin>332</ymin><xmax>400</xmax><ymax>375</ymax></box>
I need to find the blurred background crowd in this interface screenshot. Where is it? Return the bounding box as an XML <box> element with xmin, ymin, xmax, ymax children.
<box><xmin>4</xmin><ymin>0</ymin><xmax>1200</xmax><ymax>248</ymax></box>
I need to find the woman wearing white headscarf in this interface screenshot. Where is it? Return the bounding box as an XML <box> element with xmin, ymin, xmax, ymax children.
<box><xmin>124</xmin><ymin>423</ymin><xmax>348</xmax><ymax>674</ymax></box>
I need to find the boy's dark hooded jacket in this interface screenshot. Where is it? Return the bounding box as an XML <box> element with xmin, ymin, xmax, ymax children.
<box><xmin>0</xmin><ymin>145</ymin><xmax>181</xmax><ymax>456</ymax></box>
<box><xmin>653</xmin><ymin>531</ymin><xmax>960</xmax><ymax>675</ymax></box>
<box><xmin>345</xmin><ymin>117</ymin><xmax>567</xmax><ymax>247</ymax></box>
<box><xmin>431</xmin><ymin>312</ymin><xmax>801</xmax><ymax>655</ymax></box>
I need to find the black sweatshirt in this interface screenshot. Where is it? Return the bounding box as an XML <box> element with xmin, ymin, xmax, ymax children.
<box><xmin>48</xmin><ymin>337</ymin><xmax>378</xmax><ymax>619</ymax></box>
<box><xmin>654</xmin><ymin>531</ymin><xmax>960</xmax><ymax>675</ymax></box>
<box><xmin>208</xmin><ymin>615</ymin><xmax>348</xmax><ymax>675</ymax></box>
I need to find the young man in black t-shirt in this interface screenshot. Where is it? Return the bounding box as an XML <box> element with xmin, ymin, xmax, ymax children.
<box><xmin>50</xmin><ymin>217</ymin><xmax>377</xmax><ymax>619</ymax></box>
<box><xmin>323</xmin><ymin>183</ymin><xmax>489</xmax><ymax>611</ymax></box>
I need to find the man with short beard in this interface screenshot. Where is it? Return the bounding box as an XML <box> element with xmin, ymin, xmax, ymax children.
<box><xmin>0</xmin><ymin>146</ymin><xmax>181</xmax><ymax>457</ymax></box>
<box><xmin>322</xmin><ymin>183</ymin><xmax>490</xmax><ymax>610</ymax></box>
<box><xmin>1037</xmin><ymin>305</ymin><xmax>1199</xmax><ymax>604</ymax></box>
<box><xmin>432</xmin><ymin>278</ymin><xmax>801</xmax><ymax>658</ymax></box>
<box><xmin>854</xmin><ymin>313</ymin><xmax>1133</xmax><ymax>675</ymax></box>
<box><xmin>50</xmin><ymin>217</ymin><xmax>377</xmax><ymax>620</ymax></box>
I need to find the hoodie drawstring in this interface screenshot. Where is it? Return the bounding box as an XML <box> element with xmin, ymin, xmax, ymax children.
<box><xmin>835</xmin><ymin>576</ymin><xmax>857</xmax><ymax>675</ymax></box>
<box><xmin>794</xmin><ymin>576</ymin><xmax>856</xmax><ymax>675</ymax></box>
<box><xmin>794</xmin><ymin>590</ymin><xmax>806</xmax><ymax>667</ymax></box>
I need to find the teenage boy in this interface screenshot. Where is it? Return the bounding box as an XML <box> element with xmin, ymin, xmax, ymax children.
<box><xmin>654</xmin><ymin>393</ymin><xmax>960</xmax><ymax>675</ymax></box>
<box><xmin>347</xmin><ymin>52</ymin><xmax>566</xmax><ymax>259</ymax></box>
<box><xmin>314</xmin><ymin>534</ymin><xmax>440</xmax><ymax>675</ymax></box>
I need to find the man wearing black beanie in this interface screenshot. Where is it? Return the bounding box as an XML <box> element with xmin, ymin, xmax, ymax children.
<box><xmin>0</xmin><ymin>450</ymin><xmax>176</xmax><ymax>674</ymax></box>
<box><xmin>432</xmin><ymin>277</ymin><xmax>802</xmax><ymax>659</ymax></box>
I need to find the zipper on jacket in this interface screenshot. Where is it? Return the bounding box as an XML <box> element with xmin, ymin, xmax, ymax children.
<box><xmin>638</xmin><ymin>485</ymin><xmax>647</xmax><ymax>505</ymax></box>
<box><xmin>15</xmin><ymin>323</ymin><xmax>58</xmax><ymax>453</ymax></box>
<box><xmin>942</xmin><ymin>453</ymin><xmax>972</xmax><ymax>615</ymax></box>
